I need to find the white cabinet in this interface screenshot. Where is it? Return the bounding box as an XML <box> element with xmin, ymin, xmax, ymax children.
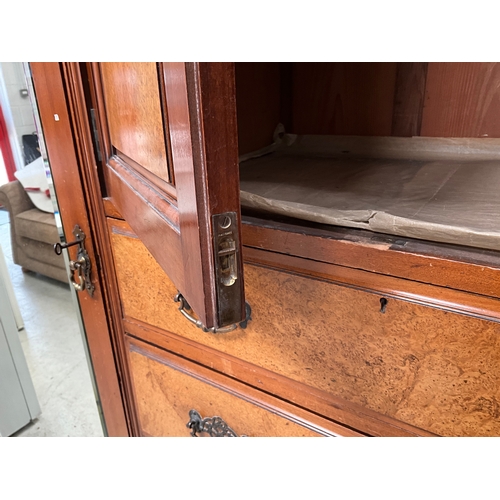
<box><xmin>0</xmin><ymin>245</ymin><xmax>40</xmax><ymax>436</ymax></box>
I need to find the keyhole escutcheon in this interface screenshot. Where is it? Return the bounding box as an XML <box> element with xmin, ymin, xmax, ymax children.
<box><xmin>380</xmin><ymin>297</ymin><xmax>388</xmax><ymax>314</ymax></box>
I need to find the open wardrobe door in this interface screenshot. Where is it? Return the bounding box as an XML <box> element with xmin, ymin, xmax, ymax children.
<box><xmin>29</xmin><ymin>62</ymin><xmax>248</xmax><ymax>435</ymax></box>
<box><xmin>83</xmin><ymin>63</ymin><xmax>246</xmax><ymax>332</ymax></box>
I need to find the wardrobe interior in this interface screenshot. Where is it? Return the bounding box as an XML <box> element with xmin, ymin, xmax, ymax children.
<box><xmin>235</xmin><ymin>63</ymin><xmax>500</xmax><ymax>253</ymax></box>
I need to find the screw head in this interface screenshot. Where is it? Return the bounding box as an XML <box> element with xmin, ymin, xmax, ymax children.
<box><xmin>219</xmin><ymin>215</ymin><xmax>232</xmax><ymax>229</ymax></box>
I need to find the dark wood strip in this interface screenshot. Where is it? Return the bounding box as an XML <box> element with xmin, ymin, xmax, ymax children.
<box><xmin>391</xmin><ymin>62</ymin><xmax>428</xmax><ymax>137</ymax></box>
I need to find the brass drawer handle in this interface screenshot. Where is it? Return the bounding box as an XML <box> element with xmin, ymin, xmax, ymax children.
<box><xmin>186</xmin><ymin>409</ymin><xmax>241</xmax><ymax>437</ymax></box>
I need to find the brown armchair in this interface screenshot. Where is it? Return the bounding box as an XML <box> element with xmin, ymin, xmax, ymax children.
<box><xmin>0</xmin><ymin>180</ymin><xmax>68</xmax><ymax>283</ymax></box>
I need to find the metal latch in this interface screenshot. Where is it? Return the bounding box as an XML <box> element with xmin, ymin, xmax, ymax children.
<box><xmin>54</xmin><ymin>225</ymin><xmax>95</xmax><ymax>297</ymax></box>
<box><xmin>212</xmin><ymin>212</ymin><xmax>245</xmax><ymax>327</ymax></box>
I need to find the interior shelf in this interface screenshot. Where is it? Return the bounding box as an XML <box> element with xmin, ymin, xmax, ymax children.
<box><xmin>239</xmin><ymin>135</ymin><xmax>500</xmax><ymax>251</ymax></box>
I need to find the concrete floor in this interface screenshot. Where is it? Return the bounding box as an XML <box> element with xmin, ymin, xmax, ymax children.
<box><xmin>0</xmin><ymin>208</ymin><xmax>103</xmax><ymax>436</ymax></box>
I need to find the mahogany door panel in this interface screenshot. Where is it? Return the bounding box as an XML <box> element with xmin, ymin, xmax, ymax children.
<box><xmin>88</xmin><ymin>62</ymin><xmax>245</xmax><ymax>330</ymax></box>
<box><xmin>100</xmin><ymin>63</ymin><xmax>172</xmax><ymax>185</ymax></box>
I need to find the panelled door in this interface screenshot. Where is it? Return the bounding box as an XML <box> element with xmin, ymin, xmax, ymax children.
<box><xmin>89</xmin><ymin>62</ymin><xmax>246</xmax><ymax>331</ymax></box>
<box><xmin>30</xmin><ymin>62</ymin><xmax>247</xmax><ymax>434</ymax></box>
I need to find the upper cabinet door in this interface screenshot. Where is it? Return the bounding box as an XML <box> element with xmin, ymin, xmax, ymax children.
<box><xmin>90</xmin><ymin>62</ymin><xmax>245</xmax><ymax>330</ymax></box>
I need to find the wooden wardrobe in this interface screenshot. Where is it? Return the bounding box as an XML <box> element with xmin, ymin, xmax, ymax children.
<box><xmin>31</xmin><ymin>62</ymin><xmax>500</xmax><ymax>437</ymax></box>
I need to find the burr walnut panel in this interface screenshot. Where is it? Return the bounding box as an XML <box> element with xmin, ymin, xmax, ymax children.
<box><xmin>110</xmin><ymin>225</ymin><xmax>500</xmax><ymax>436</ymax></box>
<box><xmin>127</xmin><ymin>339</ymin><xmax>327</xmax><ymax>437</ymax></box>
<box><xmin>100</xmin><ymin>62</ymin><xmax>170</xmax><ymax>183</ymax></box>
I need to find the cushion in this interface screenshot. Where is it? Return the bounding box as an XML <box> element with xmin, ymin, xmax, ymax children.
<box><xmin>14</xmin><ymin>157</ymin><xmax>54</xmax><ymax>213</ymax></box>
<box><xmin>15</xmin><ymin>208</ymin><xmax>59</xmax><ymax>244</ymax></box>
<box><xmin>19</xmin><ymin>236</ymin><xmax>64</xmax><ymax>268</ymax></box>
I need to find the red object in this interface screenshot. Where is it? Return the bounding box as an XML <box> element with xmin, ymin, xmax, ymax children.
<box><xmin>0</xmin><ymin>105</ymin><xmax>17</xmax><ymax>182</ymax></box>
<box><xmin>24</xmin><ymin>186</ymin><xmax>50</xmax><ymax>198</ymax></box>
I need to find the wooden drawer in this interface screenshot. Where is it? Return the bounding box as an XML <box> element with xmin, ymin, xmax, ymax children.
<box><xmin>110</xmin><ymin>220</ymin><xmax>500</xmax><ymax>436</ymax></box>
<box><xmin>127</xmin><ymin>338</ymin><xmax>358</xmax><ymax>436</ymax></box>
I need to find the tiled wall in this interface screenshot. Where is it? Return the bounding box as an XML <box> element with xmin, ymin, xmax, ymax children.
<box><xmin>0</xmin><ymin>62</ymin><xmax>37</xmax><ymax>163</ymax></box>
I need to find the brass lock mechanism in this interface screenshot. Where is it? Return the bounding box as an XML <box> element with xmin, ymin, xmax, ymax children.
<box><xmin>54</xmin><ymin>225</ymin><xmax>94</xmax><ymax>297</ymax></box>
<box><xmin>213</xmin><ymin>213</ymin><xmax>239</xmax><ymax>287</ymax></box>
<box><xmin>212</xmin><ymin>212</ymin><xmax>244</xmax><ymax>327</ymax></box>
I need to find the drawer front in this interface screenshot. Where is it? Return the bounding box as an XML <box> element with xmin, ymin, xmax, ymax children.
<box><xmin>111</xmin><ymin>222</ymin><xmax>500</xmax><ymax>436</ymax></box>
<box><xmin>127</xmin><ymin>338</ymin><xmax>352</xmax><ymax>437</ymax></box>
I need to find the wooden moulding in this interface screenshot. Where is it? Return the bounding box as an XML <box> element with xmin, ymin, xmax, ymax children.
<box><xmin>31</xmin><ymin>62</ymin><xmax>130</xmax><ymax>436</ymax></box>
<box><xmin>242</xmin><ymin>218</ymin><xmax>500</xmax><ymax>301</ymax></box>
<box><xmin>99</xmin><ymin>63</ymin><xmax>171</xmax><ymax>184</ymax></box>
<box><xmin>102</xmin><ymin>197</ymin><xmax>123</xmax><ymax>219</ymax></box>
<box><xmin>243</xmin><ymin>246</ymin><xmax>500</xmax><ymax>322</ymax></box>
<box><xmin>106</xmin><ymin>158</ymin><xmax>185</xmax><ymax>294</ymax></box>
<box><xmin>62</xmin><ymin>63</ymin><xmax>143</xmax><ymax>436</ymax></box>
<box><xmin>127</xmin><ymin>336</ymin><xmax>355</xmax><ymax>437</ymax></box>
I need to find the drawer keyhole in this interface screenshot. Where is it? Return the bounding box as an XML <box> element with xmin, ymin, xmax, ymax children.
<box><xmin>380</xmin><ymin>297</ymin><xmax>388</xmax><ymax>314</ymax></box>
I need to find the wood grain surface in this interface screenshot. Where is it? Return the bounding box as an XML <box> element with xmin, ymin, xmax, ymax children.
<box><xmin>421</xmin><ymin>63</ymin><xmax>500</xmax><ymax>138</ymax></box>
<box><xmin>124</xmin><ymin>316</ymin><xmax>432</xmax><ymax>436</ymax></box>
<box><xmin>127</xmin><ymin>339</ymin><xmax>332</xmax><ymax>437</ymax></box>
<box><xmin>100</xmin><ymin>63</ymin><xmax>170</xmax><ymax>182</ymax></box>
<box><xmin>291</xmin><ymin>63</ymin><xmax>398</xmax><ymax>136</ymax></box>
<box><xmin>184</xmin><ymin>63</ymin><xmax>246</xmax><ymax>327</ymax></box>
<box><xmin>391</xmin><ymin>63</ymin><xmax>428</xmax><ymax>137</ymax></box>
<box><xmin>235</xmin><ymin>62</ymin><xmax>281</xmax><ymax>154</ymax></box>
<box><xmin>110</xmin><ymin>226</ymin><xmax>500</xmax><ymax>436</ymax></box>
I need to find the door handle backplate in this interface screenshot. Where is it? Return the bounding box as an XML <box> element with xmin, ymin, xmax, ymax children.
<box><xmin>54</xmin><ymin>225</ymin><xmax>94</xmax><ymax>297</ymax></box>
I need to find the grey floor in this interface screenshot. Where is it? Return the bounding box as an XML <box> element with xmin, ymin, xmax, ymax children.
<box><xmin>0</xmin><ymin>208</ymin><xmax>103</xmax><ymax>437</ymax></box>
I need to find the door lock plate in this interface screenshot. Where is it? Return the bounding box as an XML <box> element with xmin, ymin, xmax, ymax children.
<box><xmin>54</xmin><ymin>225</ymin><xmax>94</xmax><ymax>297</ymax></box>
<box><xmin>212</xmin><ymin>212</ymin><xmax>243</xmax><ymax>327</ymax></box>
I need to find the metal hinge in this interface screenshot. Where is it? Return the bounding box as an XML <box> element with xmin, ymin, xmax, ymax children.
<box><xmin>90</xmin><ymin>108</ymin><xmax>102</xmax><ymax>162</ymax></box>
